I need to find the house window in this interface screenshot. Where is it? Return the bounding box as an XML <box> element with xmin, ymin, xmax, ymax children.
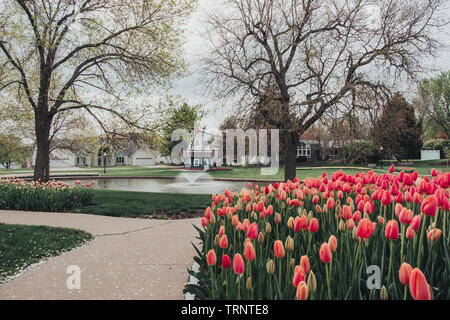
<box><xmin>194</xmin><ymin>158</ymin><xmax>200</xmax><ymax>167</ymax></box>
<box><xmin>116</xmin><ymin>152</ymin><xmax>125</xmax><ymax>165</ymax></box>
<box><xmin>297</xmin><ymin>142</ymin><xmax>311</xmax><ymax>158</ymax></box>
<box><xmin>76</xmin><ymin>156</ymin><xmax>86</xmax><ymax>165</ymax></box>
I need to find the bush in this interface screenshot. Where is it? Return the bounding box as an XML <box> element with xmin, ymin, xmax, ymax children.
<box><xmin>296</xmin><ymin>156</ymin><xmax>308</xmax><ymax>163</ymax></box>
<box><xmin>0</xmin><ymin>178</ymin><xmax>94</xmax><ymax>212</ymax></box>
<box><xmin>342</xmin><ymin>141</ymin><xmax>381</xmax><ymax>164</ymax></box>
<box><xmin>422</xmin><ymin>139</ymin><xmax>450</xmax><ymax>159</ymax></box>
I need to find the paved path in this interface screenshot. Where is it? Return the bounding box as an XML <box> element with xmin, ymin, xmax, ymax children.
<box><xmin>0</xmin><ymin>210</ymin><xmax>201</xmax><ymax>299</ymax></box>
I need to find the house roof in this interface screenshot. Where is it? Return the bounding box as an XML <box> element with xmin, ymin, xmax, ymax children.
<box><xmin>299</xmin><ymin>130</ymin><xmax>318</xmax><ymax>142</ymax></box>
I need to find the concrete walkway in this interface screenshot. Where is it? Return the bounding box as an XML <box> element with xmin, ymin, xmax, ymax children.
<box><xmin>0</xmin><ymin>210</ymin><xmax>201</xmax><ymax>300</ymax></box>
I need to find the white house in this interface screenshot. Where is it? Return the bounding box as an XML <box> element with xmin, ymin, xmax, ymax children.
<box><xmin>32</xmin><ymin>139</ymin><xmax>161</xmax><ymax>168</ymax></box>
<box><xmin>182</xmin><ymin>128</ymin><xmax>221</xmax><ymax>169</ymax></box>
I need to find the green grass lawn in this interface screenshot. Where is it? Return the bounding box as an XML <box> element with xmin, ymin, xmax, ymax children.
<box><xmin>0</xmin><ymin>223</ymin><xmax>93</xmax><ymax>283</ymax></box>
<box><xmin>74</xmin><ymin>189</ymin><xmax>212</xmax><ymax>218</ymax></box>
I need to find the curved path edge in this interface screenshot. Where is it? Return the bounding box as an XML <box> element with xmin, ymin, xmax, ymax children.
<box><xmin>0</xmin><ymin>210</ymin><xmax>201</xmax><ymax>300</ymax></box>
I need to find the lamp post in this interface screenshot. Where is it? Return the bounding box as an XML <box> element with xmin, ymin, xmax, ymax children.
<box><xmin>103</xmin><ymin>152</ymin><xmax>107</xmax><ymax>174</ymax></box>
<box><xmin>379</xmin><ymin>146</ymin><xmax>384</xmax><ymax>170</ymax></box>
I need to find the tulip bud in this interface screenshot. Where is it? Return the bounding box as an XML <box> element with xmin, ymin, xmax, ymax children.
<box><xmin>246</xmin><ymin>277</ymin><xmax>252</xmax><ymax>290</ymax></box>
<box><xmin>352</xmin><ymin>227</ymin><xmax>359</xmax><ymax>241</ymax></box>
<box><xmin>209</xmin><ymin>214</ymin><xmax>216</xmax><ymax>225</ymax></box>
<box><xmin>285</xmin><ymin>235</ymin><xmax>295</xmax><ymax>252</ymax></box>
<box><xmin>307</xmin><ymin>271</ymin><xmax>317</xmax><ymax>292</ymax></box>
<box><xmin>297</xmin><ymin>207</ymin><xmax>302</xmax><ymax>216</ymax></box>
<box><xmin>380</xmin><ymin>285</ymin><xmax>388</xmax><ymax>300</ymax></box>
<box><xmin>328</xmin><ymin>235</ymin><xmax>337</xmax><ymax>252</ymax></box>
<box><xmin>287</xmin><ymin>216</ymin><xmax>295</xmax><ymax>229</ymax></box>
<box><xmin>266</xmin><ymin>222</ymin><xmax>272</xmax><ymax>234</ymax></box>
<box><xmin>266</xmin><ymin>259</ymin><xmax>275</xmax><ymax>275</ymax></box>
<box><xmin>339</xmin><ymin>219</ymin><xmax>346</xmax><ymax>232</ymax></box>
<box><xmin>258</xmin><ymin>231</ymin><xmax>265</xmax><ymax>243</ymax></box>
<box><xmin>307</xmin><ymin>212</ymin><xmax>313</xmax><ymax>224</ymax></box>
<box><xmin>291</xmin><ymin>258</ymin><xmax>295</xmax><ymax>267</ymax></box>
<box><xmin>214</xmin><ymin>234</ymin><xmax>220</xmax><ymax>247</ymax></box>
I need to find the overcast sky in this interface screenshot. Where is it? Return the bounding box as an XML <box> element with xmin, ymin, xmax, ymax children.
<box><xmin>167</xmin><ymin>0</ymin><xmax>450</xmax><ymax>130</ymax></box>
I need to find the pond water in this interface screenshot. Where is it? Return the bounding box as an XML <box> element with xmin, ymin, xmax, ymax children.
<box><xmin>89</xmin><ymin>172</ymin><xmax>249</xmax><ymax>194</ymax></box>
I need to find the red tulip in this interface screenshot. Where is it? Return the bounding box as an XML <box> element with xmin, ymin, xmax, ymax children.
<box><xmin>389</xmin><ymin>164</ymin><xmax>395</xmax><ymax>173</ymax></box>
<box><xmin>406</xmin><ymin>226</ymin><xmax>415</xmax><ymax>239</ymax></box>
<box><xmin>347</xmin><ymin>218</ymin><xmax>355</xmax><ymax>230</ymax></box>
<box><xmin>399</xmin><ymin>262</ymin><xmax>413</xmax><ymax>285</ymax></box>
<box><xmin>328</xmin><ymin>235</ymin><xmax>337</xmax><ymax>252</ymax></box>
<box><xmin>274</xmin><ymin>240</ymin><xmax>285</xmax><ymax>258</ymax></box>
<box><xmin>296</xmin><ymin>281</ymin><xmax>309</xmax><ymax>300</ymax></box>
<box><xmin>399</xmin><ymin>208</ymin><xmax>414</xmax><ymax>225</ymax></box>
<box><xmin>300</xmin><ymin>255</ymin><xmax>310</xmax><ymax>274</ymax></box>
<box><xmin>431</xmin><ymin>168</ymin><xmax>437</xmax><ymax>177</ymax></box>
<box><xmin>356</xmin><ymin>218</ymin><xmax>375</xmax><ymax>239</ymax></box>
<box><xmin>409</xmin><ymin>268</ymin><xmax>431</xmax><ymax>300</ymax></box>
<box><xmin>292</xmin><ymin>266</ymin><xmax>306</xmax><ymax>287</ymax></box>
<box><xmin>410</xmin><ymin>215</ymin><xmax>422</xmax><ymax>231</ymax></box>
<box><xmin>381</xmin><ymin>190</ymin><xmax>392</xmax><ymax>206</ymax></box>
<box><xmin>342</xmin><ymin>205</ymin><xmax>352</xmax><ymax>220</ymax></box>
<box><xmin>427</xmin><ymin>228</ymin><xmax>441</xmax><ymax>241</ymax></box>
<box><xmin>308</xmin><ymin>218</ymin><xmax>319</xmax><ymax>233</ymax></box>
<box><xmin>207</xmin><ymin>249</ymin><xmax>217</xmax><ymax>266</ymax></box>
<box><xmin>219</xmin><ymin>234</ymin><xmax>228</xmax><ymax>249</ymax></box>
<box><xmin>247</xmin><ymin>222</ymin><xmax>258</xmax><ymax>240</ymax></box>
<box><xmin>421</xmin><ymin>195</ymin><xmax>438</xmax><ymax>217</ymax></box>
<box><xmin>222</xmin><ymin>254</ymin><xmax>231</xmax><ymax>269</ymax></box>
<box><xmin>319</xmin><ymin>242</ymin><xmax>332</xmax><ymax>263</ymax></box>
<box><xmin>244</xmin><ymin>242</ymin><xmax>256</xmax><ymax>261</ymax></box>
<box><xmin>385</xmin><ymin>220</ymin><xmax>399</xmax><ymax>240</ymax></box>
<box><xmin>201</xmin><ymin>217</ymin><xmax>207</xmax><ymax>227</ymax></box>
<box><xmin>233</xmin><ymin>253</ymin><xmax>245</xmax><ymax>275</ymax></box>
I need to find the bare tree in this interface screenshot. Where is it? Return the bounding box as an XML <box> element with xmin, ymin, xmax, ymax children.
<box><xmin>203</xmin><ymin>0</ymin><xmax>447</xmax><ymax>181</ymax></box>
<box><xmin>0</xmin><ymin>0</ymin><xmax>195</xmax><ymax>181</ymax></box>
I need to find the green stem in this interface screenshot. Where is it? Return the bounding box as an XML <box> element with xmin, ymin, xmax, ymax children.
<box><xmin>351</xmin><ymin>241</ymin><xmax>362</xmax><ymax>286</ymax></box>
<box><xmin>387</xmin><ymin>240</ymin><xmax>394</xmax><ymax>286</ymax></box>
<box><xmin>400</xmin><ymin>224</ymin><xmax>405</xmax><ymax>263</ymax></box>
<box><xmin>417</xmin><ymin>214</ymin><xmax>427</xmax><ymax>269</ymax></box>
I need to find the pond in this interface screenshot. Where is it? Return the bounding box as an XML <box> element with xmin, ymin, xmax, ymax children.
<box><xmin>88</xmin><ymin>172</ymin><xmax>249</xmax><ymax>194</ymax></box>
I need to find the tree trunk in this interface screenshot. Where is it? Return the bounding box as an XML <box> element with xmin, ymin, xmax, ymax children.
<box><xmin>284</xmin><ymin>130</ymin><xmax>298</xmax><ymax>182</ymax></box>
<box><xmin>33</xmin><ymin>113</ymin><xmax>52</xmax><ymax>182</ymax></box>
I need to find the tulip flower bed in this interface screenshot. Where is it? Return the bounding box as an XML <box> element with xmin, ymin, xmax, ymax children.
<box><xmin>185</xmin><ymin>166</ymin><xmax>450</xmax><ymax>300</ymax></box>
<box><xmin>0</xmin><ymin>178</ymin><xmax>94</xmax><ymax>212</ymax></box>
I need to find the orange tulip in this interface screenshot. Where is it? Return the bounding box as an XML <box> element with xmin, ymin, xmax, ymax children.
<box><xmin>300</xmin><ymin>255</ymin><xmax>310</xmax><ymax>274</ymax></box>
<box><xmin>319</xmin><ymin>243</ymin><xmax>332</xmax><ymax>263</ymax></box>
<box><xmin>296</xmin><ymin>281</ymin><xmax>308</xmax><ymax>300</ymax></box>
<box><xmin>399</xmin><ymin>262</ymin><xmax>413</xmax><ymax>285</ymax></box>
<box><xmin>207</xmin><ymin>249</ymin><xmax>217</xmax><ymax>266</ymax></box>
<box><xmin>244</xmin><ymin>242</ymin><xmax>256</xmax><ymax>261</ymax></box>
<box><xmin>274</xmin><ymin>240</ymin><xmax>285</xmax><ymax>258</ymax></box>
<box><xmin>233</xmin><ymin>253</ymin><xmax>245</xmax><ymax>275</ymax></box>
<box><xmin>356</xmin><ymin>218</ymin><xmax>375</xmax><ymax>239</ymax></box>
<box><xmin>409</xmin><ymin>268</ymin><xmax>431</xmax><ymax>300</ymax></box>
<box><xmin>328</xmin><ymin>235</ymin><xmax>337</xmax><ymax>252</ymax></box>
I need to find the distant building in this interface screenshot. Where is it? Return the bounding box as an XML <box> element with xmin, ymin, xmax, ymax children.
<box><xmin>31</xmin><ymin>137</ymin><xmax>161</xmax><ymax>168</ymax></box>
<box><xmin>182</xmin><ymin>128</ymin><xmax>222</xmax><ymax>169</ymax></box>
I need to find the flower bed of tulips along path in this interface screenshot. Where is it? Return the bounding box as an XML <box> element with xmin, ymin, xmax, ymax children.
<box><xmin>185</xmin><ymin>166</ymin><xmax>450</xmax><ymax>300</ymax></box>
<box><xmin>0</xmin><ymin>178</ymin><xmax>94</xmax><ymax>212</ymax></box>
